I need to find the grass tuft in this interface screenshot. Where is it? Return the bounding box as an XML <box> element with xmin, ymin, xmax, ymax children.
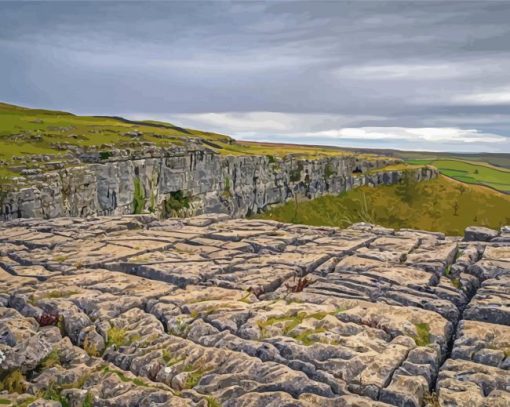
<box><xmin>0</xmin><ymin>369</ymin><xmax>26</xmax><ymax>394</ymax></box>
<box><xmin>106</xmin><ymin>326</ymin><xmax>139</xmax><ymax>348</ymax></box>
<box><xmin>206</xmin><ymin>396</ymin><xmax>222</xmax><ymax>407</ymax></box>
<box><xmin>414</xmin><ymin>323</ymin><xmax>431</xmax><ymax>347</ymax></box>
<box><xmin>133</xmin><ymin>177</ymin><xmax>145</xmax><ymax>214</ymax></box>
<box><xmin>38</xmin><ymin>348</ymin><xmax>60</xmax><ymax>370</ymax></box>
<box><xmin>82</xmin><ymin>392</ymin><xmax>94</xmax><ymax>407</ymax></box>
<box><xmin>42</xmin><ymin>383</ymin><xmax>70</xmax><ymax>407</ymax></box>
<box><xmin>182</xmin><ymin>365</ymin><xmax>208</xmax><ymax>389</ymax></box>
<box><xmin>451</xmin><ymin>278</ymin><xmax>462</xmax><ymax>289</ymax></box>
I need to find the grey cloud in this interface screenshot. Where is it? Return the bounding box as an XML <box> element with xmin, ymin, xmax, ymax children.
<box><xmin>0</xmin><ymin>1</ymin><xmax>509</xmax><ymax>152</ymax></box>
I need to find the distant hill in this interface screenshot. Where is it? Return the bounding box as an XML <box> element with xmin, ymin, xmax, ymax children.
<box><xmin>406</xmin><ymin>159</ymin><xmax>510</xmax><ymax>194</ymax></box>
<box><xmin>335</xmin><ymin>146</ymin><xmax>510</xmax><ymax>169</ymax></box>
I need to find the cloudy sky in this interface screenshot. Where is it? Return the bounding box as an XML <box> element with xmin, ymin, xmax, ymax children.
<box><xmin>1</xmin><ymin>1</ymin><xmax>510</xmax><ymax>153</ymax></box>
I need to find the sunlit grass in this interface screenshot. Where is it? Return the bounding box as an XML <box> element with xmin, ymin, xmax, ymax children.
<box><xmin>256</xmin><ymin>175</ymin><xmax>510</xmax><ymax>236</ymax></box>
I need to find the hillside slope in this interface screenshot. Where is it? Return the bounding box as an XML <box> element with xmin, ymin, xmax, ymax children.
<box><xmin>257</xmin><ymin>175</ymin><xmax>510</xmax><ymax>235</ymax></box>
<box><xmin>0</xmin><ymin>102</ymin><xmax>374</xmax><ymax>179</ymax></box>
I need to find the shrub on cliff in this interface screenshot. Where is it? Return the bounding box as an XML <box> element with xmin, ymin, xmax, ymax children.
<box><xmin>133</xmin><ymin>178</ymin><xmax>146</xmax><ymax>214</ymax></box>
<box><xmin>289</xmin><ymin>162</ymin><xmax>304</xmax><ymax>182</ymax></box>
<box><xmin>395</xmin><ymin>170</ymin><xmax>418</xmax><ymax>204</ymax></box>
<box><xmin>0</xmin><ymin>176</ymin><xmax>13</xmax><ymax>218</ymax></box>
<box><xmin>162</xmin><ymin>190</ymin><xmax>190</xmax><ymax>217</ymax></box>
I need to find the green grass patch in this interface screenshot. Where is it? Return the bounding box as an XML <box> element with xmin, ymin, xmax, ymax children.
<box><xmin>257</xmin><ymin>313</ymin><xmax>304</xmax><ymax>337</ymax></box>
<box><xmin>256</xmin><ymin>175</ymin><xmax>510</xmax><ymax>236</ymax></box>
<box><xmin>0</xmin><ymin>369</ymin><xmax>26</xmax><ymax>394</ymax></box>
<box><xmin>182</xmin><ymin>364</ymin><xmax>208</xmax><ymax>389</ymax></box>
<box><xmin>17</xmin><ymin>398</ymin><xmax>38</xmax><ymax>407</ymax></box>
<box><xmin>162</xmin><ymin>350</ymin><xmax>185</xmax><ymax>367</ymax></box>
<box><xmin>451</xmin><ymin>278</ymin><xmax>462</xmax><ymax>289</ymax></box>
<box><xmin>239</xmin><ymin>292</ymin><xmax>253</xmax><ymax>304</ymax></box>
<box><xmin>38</xmin><ymin>348</ymin><xmax>60</xmax><ymax>370</ymax></box>
<box><xmin>290</xmin><ymin>327</ymin><xmax>327</xmax><ymax>346</ymax></box>
<box><xmin>0</xmin><ymin>399</ymin><xmax>12</xmax><ymax>405</ymax></box>
<box><xmin>257</xmin><ymin>311</ymin><xmax>332</xmax><ymax>339</ymax></box>
<box><xmin>40</xmin><ymin>289</ymin><xmax>79</xmax><ymax>299</ymax></box>
<box><xmin>444</xmin><ymin>265</ymin><xmax>452</xmax><ymax>276</ymax></box>
<box><xmin>42</xmin><ymin>383</ymin><xmax>70</xmax><ymax>407</ymax></box>
<box><xmin>223</xmin><ymin>176</ymin><xmax>232</xmax><ymax>198</ymax></box>
<box><xmin>101</xmin><ymin>365</ymin><xmax>148</xmax><ymax>387</ymax></box>
<box><xmin>106</xmin><ymin>326</ymin><xmax>140</xmax><ymax>348</ymax></box>
<box><xmin>82</xmin><ymin>392</ymin><xmax>94</xmax><ymax>407</ymax></box>
<box><xmin>133</xmin><ymin>177</ymin><xmax>145</xmax><ymax>214</ymax></box>
<box><xmin>414</xmin><ymin>323</ymin><xmax>431</xmax><ymax>347</ymax></box>
<box><xmin>205</xmin><ymin>396</ymin><xmax>222</xmax><ymax>407</ymax></box>
<box><xmin>83</xmin><ymin>337</ymin><xmax>101</xmax><ymax>357</ymax></box>
<box><xmin>53</xmin><ymin>255</ymin><xmax>68</xmax><ymax>263</ymax></box>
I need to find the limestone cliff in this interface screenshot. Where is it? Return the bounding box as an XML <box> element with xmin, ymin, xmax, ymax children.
<box><xmin>0</xmin><ymin>146</ymin><xmax>437</xmax><ymax>220</ymax></box>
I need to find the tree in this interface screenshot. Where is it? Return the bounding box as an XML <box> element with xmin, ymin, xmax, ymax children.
<box><xmin>395</xmin><ymin>170</ymin><xmax>418</xmax><ymax>204</ymax></box>
<box><xmin>0</xmin><ymin>176</ymin><xmax>12</xmax><ymax>218</ymax></box>
<box><xmin>453</xmin><ymin>201</ymin><xmax>459</xmax><ymax>216</ymax></box>
<box><xmin>292</xmin><ymin>193</ymin><xmax>299</xmax><ymax>223</ymax></box>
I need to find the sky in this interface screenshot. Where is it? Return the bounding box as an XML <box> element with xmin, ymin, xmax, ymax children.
<box><xmin>1</xmin><ymin>1</ymin><xmax>510</xmax><ymax>153</ymax></box>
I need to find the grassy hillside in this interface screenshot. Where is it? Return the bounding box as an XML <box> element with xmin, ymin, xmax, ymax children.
<box><xmin>0</xmin><ymin>102</ymin><xmax>229</xmax><ymax>155</ymax></box>
<box><xmin>406</xmin><ymin>159</ymin><xmax>510</xmax><ymax>193</ymax></box>
<box><xmin>0</xmin><ymin>102</ymin><xmax>375</xmax><ymax>179</ymax></box>
<box><xmin>256</xmin><ymin>175</ymin><xmax>510</xmax><ymax>236</ymax></box>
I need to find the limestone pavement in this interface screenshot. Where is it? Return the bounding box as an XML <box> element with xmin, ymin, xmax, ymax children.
<box><xmin>0</xmin><ymin>216</ymin><xmax>509</xmax><ymax>406</ymax></box>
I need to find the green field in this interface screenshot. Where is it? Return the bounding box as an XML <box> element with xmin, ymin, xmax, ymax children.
<box><xmin>341</xmin><ymin>148</ymin><xmax>510</xmax><ymax>170</ymax></box>
<box><xmin>256</xmin><ymin>175</ymin><xmax>510</xmax><ymax>236</ymax></box>
<box><xmin>397</xmin><ymin>151</ymin><xmax>510</xmax><ymax>169</ymax></box>
<box><xmin>406</xmin><ymin>159</ymin><xmax>510</xmax><ymax>193</ymax></box>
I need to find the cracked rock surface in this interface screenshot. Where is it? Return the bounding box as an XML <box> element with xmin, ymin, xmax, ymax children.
<box><xmin>0</xmin><ymin>214</ymin><xmax>508</xmax><ymax>406</ymax></box>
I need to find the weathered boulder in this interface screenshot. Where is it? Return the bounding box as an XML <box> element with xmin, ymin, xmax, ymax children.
<box><xmin>464</xmin><ymin>226</ymin><xmax>499</xmax><ymax>242</ymax></box>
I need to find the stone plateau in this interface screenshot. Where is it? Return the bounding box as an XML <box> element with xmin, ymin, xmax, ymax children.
<box><xmin>0</xmin><ymin>215</ymin><xmax>509</xmax><ymax>406</ymax></box>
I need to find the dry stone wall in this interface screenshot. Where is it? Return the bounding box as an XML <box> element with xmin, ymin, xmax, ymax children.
<box><xmin>1</xmin><ymin>147</ymin><xmax>437</xmax><ymax>220</ymax></box>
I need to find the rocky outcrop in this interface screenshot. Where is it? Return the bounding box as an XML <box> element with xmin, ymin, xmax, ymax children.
<box><xmin>0</xmin><ymin>146</ymin><xmax>437</xmax><ymax>220</ymax></box>
<box><xmin>0</xmin><ymin>215</ymin><xmax>508</xmax><ymax>406</ymax></box>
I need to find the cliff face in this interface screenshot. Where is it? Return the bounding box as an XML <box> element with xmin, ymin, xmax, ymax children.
<box><xmin>0</xmin><ymin>147</ymin><xmax>437</xmax><ymax>220</ymax></box>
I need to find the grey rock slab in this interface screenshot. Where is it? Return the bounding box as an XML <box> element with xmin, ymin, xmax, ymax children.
<box><xmin>464</xmin><ymin>226</ymin><xmax>499</xmax><ymax>242</ymax></box>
